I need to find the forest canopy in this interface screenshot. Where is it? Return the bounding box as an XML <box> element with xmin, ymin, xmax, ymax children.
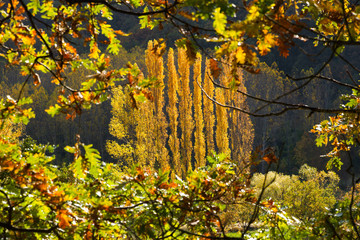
<box><xmin>0</xmin><ymin>0</ymin><xmax>360</xmax><ymax>239</ymax></box>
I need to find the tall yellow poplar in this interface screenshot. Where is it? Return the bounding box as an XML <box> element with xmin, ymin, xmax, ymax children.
<box><xmin>229</xmin><ymin>91</ymin><xmax>254</xmax><ymax>168</ymax></box>
<box><xmin>166</xmin><ymin>48</ymin><xmax>181</xmax><ymax>176</ymax></box>
<box><xmin>221</xmin><ymin>56</ymin><xmax>254</xmax><ymax>168</ymax></box>
<box><xmin>215</xmin><ymin>76</ymin><xmax>230</xmax><ymax>156</ymax></box>
<box><xmin>193</xmin><ymin>53</ymin><xmax>206</xmax><ymax>168</ymax></box>
<box><xmin>136</xmin><ymin>100</ymin><xmax>156</xmax><ymax>168</ymax></box>
<box><xmin>203</xmin><ymin>59</ymin><xmax>215</xmax><ymax>156</ymax></box>
<box><xmin>145</xmin><ymin>40</ymin><xmax>169</xmax><ymax>169</ymax></box>
<box><xmin>178</xmin><ymin>46</ymin><xmax>194</xmax><ymax>177</ymax></box>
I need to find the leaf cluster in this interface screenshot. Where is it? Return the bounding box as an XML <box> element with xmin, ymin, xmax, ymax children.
<box><xmin>312</xmin><ymin>89</ymin><xmax>360</xmax><ymax>170</ymax></box>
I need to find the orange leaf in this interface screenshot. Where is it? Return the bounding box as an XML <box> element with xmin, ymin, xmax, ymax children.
<box><xmin>278</xmin><ymin>41</ymin><xmax>290</xmax><ymax>58</ymax></box>
<box><xmin>69</xmin><ymin>94</ymin><xmax>75</xmax><ymax>103</ymax></box>
<box><xmin>64</xmin><ymin>42</ymin><xmax>77</xmax><ymax>55</ymax></box>
<box><xmin>36</xmin><ymin>183</ymin><xmax>48</xmax><ymax>191</ymax></box>
<box><xmin>209</xmin><ymin>58</ymin><xmax>221</xmax><ymax>79</ymax></box>
<box><xmin>158</xmin><ymin>182</ymin><xmax>170</xmax><ymax>189</ymax></box>
<box><xmin>20</xmin><ymin>70</ymin><xmax>29</xmax><ymax>76</ymax></box>
<box><xmin>271</xmin><ymin>206</ymin><xmax>278</xmax><ymax>213</ymax></box>
<box><xmin>114</xmin><ymin>29</ymin><xmax>131</xmax><ymax>36</ymax></box>
<box><xmin>135</xmin><ymin>167</ymin><xmax>145</xmax><ymax>181</ymax></box>
<box><xmin>263</xmin><ymin>153</ymin><xmax>278</xmax><ymax>164</ymax></box>
<box><xmin>264</xmin><ymin>32</ymin><xmax>276</xmax><ymax>46</ymax></box>
<box><xmin>168</xmin><ymin>182</ymin><xmax>178</xmax><ymax>188</ymax></box>
<box><xmin>57</xmin><ymin>210</ymin><xmax>72</xmax><ymax>229</ymax></box>
<box><xmin>15</xmin><ymin>6</ymin><xmax>25</xmax><ymax>15</ymax></box>
<box><xmin>128</xmin><ymin>73</ymin><xmax>134</xmax><ymax>85</ymax></box>
<box><xmin>149</xmin><ymin>188</ymin><xmax>156</xmax><ymax>195</ymax></box>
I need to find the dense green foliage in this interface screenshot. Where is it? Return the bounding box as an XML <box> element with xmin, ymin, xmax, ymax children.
<box><xmin>252</xmin><ymin>165</ymin><xmax>340</xmax><ymax>221</ymax></box>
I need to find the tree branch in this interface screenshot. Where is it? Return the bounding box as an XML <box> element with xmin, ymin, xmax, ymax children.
<box><xmin>0</xmin><ymin>222</ymin><xmax>57</xmax><ymax>234</ymax></box>
<box><xmin>66</xmin><ymin>0</ymin><xmax>179</xmax><ymax>17</ymax></box>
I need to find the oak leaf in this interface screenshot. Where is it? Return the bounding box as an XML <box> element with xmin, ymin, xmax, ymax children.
<box><xmin>209</xmin><ymin>58</ymin><xmax>221</xmax><ymax>79</ymax></box>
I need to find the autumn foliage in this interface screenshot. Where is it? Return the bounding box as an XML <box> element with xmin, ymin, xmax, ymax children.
<box><xmin>1</xmin><ymin>0</ymin><xmax>360</xmax><ymax>239</ymax></box>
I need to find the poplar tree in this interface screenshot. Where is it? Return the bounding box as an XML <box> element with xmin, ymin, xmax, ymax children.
<box><xmin>223</xmin><ymin>59</ymin><xmax>254</xmax><ymax>168</ymax></box>
<box><xmin>193</xmin><ymin>54</ymin><xmax>206</xmax><ymax>168</ymax></box>
<box><xmin>215</xmin><ymin>80</ymin><xmax>230</xmax><ymax>156</ymax></box>
<box><xmin>145</xmin><ymin>40</ymin><xmax>169</xmax><ymax>169</ymax></box>
<box><xmin>106</xmin><ymin>74</ymin><xmax>154</xmax><ymax>168</ymax></box>
<box><xmin>203</xmin><ymin>59</ymin><xmax>216</xmax><ymax>156</ymax></box>
<box><xmin>166</xmin><ymin>48</ymin><xmax>181</xmax><ymax>175</ymax></box>
<box><xmin>230</xmin><ymin>96</ymin><xmax>254</xmax><ymax>168</ymax></box>
<box><xmin>106</xmin><ymin>87</ymin><xmax>138</xmax><ymax>167</ymax></box>
<box><xmin>136</xmin><ymin>99</ymin><xmax>157</xmax><ymax>168</ymax></box>
<box><xmin>178</xmin><ymin>47</ymin><xmax>194</xmax><ymax>177</ymax></box>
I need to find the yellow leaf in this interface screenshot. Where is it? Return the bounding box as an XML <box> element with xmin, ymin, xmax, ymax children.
<box><xmin>82</xmin><ymin>91</ymin><xmax>92</xmax><ymax>101</ymax></box>
<box><xmin>248</xmin><ymin>5</ymin><xmax>260</xmax><ymax>21</ymax></box>
<box><xmin>34</xmin><ymin>63</ymin><xmax>47</xmax><ymax>72</ymax></box>
<box><xmin>89</xmin><ymin>41</ymin><xmax>100</xmax><ymax>59</ymax></box>
<box><xmin>51</xmin><ymin>78</ymin><xmax>60</xmax><ymax>85</ymax></box>
<box><xmin>271</xmin><ymin>206</ymin><xmax>278</xmax><ymax>213</ymax></box>
<box><xmin>213</xmin><ymin>8</ymin><xmax>227</xmax><ymax>35</ymax></box>
<box><xmin>258</xmin><ymin>41</ymin><xmax>271</xmax><ymax>55</ymax></box>
<box><xmin>236</xmin><ymin>47</ymin><xmax>246</xmax><ymax>64</ymax></box>
<box><xmin>264</xmin><ymin>32</ymin><xmax>276</xmax><ymax>46</ymax></box>
<box><xmin>22</xmin><ymin>35</ymin><xmax>36</xmax><ymax>45</ymax></box>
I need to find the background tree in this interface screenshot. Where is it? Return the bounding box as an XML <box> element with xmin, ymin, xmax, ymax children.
<box><xmin>106</xmin><ymin>65</ymin><xmax>158</xmax><ymax>168</ymax></box>
<box><xmin>167</xmin><ymin>48</ymin><xmax>181</xmax><ymax>176</ymax></box>
<box><xmin>215</xmin><ymin>86</ymin><xmax>230</xmax><ymax>156</ymax></box>
<box><xmin>145</xmin><ymin>40</ymin><xmax>169</xmax><ymax>169</ymax></box>
<box><xmin>106</xmin><ymin>44</ymin><xmax>255</xmax><ymax>177</ymax></box>
<box><xmin>178</xmin><ymin>46</ymin><xmax>194</xmax><ymax>176</ymax></box>
<box><xmin>251</xmin><ymin>164</ymin><xmax>340</xmax><ymax>221</ymax></box>
<box><xmin>133</xmin><ymin>96</ymin><xmax>158</xmax><ymax>168</ymax></box>
<box><xmin>193</xmin><ymin>53</ymin><xmax>206</xmax><ymax>168</ymax></box>
<box><xmin>220</xmin><ymin>56</ymin><xmax>254</xmax><ymax>168</ymax></box>
<box><xmin>203</xmin><ymin>59</ymin><xmax>216</xmax><ymax>156</ymax></box>
<box><xmin>106</xmin><ymin>86</ymin><xmax>138</xmax><ymax>167</ymax></box>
